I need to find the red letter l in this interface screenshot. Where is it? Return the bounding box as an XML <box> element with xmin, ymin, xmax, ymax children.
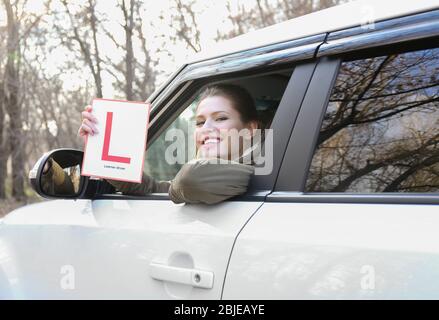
<box><xmin>101</xmin><ymin>112</ymin><xmax>131</xmax><ymax>164</ymax></box>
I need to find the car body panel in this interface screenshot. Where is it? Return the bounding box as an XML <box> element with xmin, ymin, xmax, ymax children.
<box><xmin>0</xmin><ymin>199</ymin><xmax>263</xmax><ymax>299</ymax></box>
<box><xmin>223</xmin><ymin>202</ymin><xmax>439</xmax><ymax>299</ymax></box>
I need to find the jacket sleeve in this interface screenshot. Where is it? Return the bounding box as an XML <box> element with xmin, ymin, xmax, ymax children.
<box><xmin>107</xmin><ymin>158</ymin><xmax>254</xmax><ymax>205</ymax></box>
<box><xmin>168</xmin><ymin>158</ymin><xmax>254</xmax><ymax>205</ymax></box>
<box><xmin>41</xmin><ymin>159</ymin><xmax>76</xmax><ymax>195</ymax></box>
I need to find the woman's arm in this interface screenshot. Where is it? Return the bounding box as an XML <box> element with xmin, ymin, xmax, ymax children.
<box><xmin>169</xmin><ymin>158</ymin><xmax>254</xmax><ymax>205</ymax></box>
<box><xmin>41</xmin><ymin>157</ymin><xmax>253</xmax><ymax>203</ymax></box>
<box><xmin>106</xmin><ymin>158</ymin><xmax>254</xmax><ymax>204</ymax></box>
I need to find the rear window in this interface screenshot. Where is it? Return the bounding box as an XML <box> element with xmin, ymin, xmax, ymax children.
<box><xmin>305</xmin><ymin>46</ymin><xmax>439</xmax><ymax>193</ymax></box>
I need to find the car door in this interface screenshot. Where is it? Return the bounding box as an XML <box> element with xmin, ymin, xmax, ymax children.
<box><xmin>0</xmin><ymin>35</ymin><xmax>322</xmax><ymax>299</ymax></box>
<box><xmin>223</xmin><ymin>11</ymin><xmax>439</xmax><ymax>299</ymax></box>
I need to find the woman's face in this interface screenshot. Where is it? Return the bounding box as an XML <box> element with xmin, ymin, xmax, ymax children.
<box><xmin>195</xmin><ymin>95</ymin><xmax>256</xmax><ymax>160</ymax></box>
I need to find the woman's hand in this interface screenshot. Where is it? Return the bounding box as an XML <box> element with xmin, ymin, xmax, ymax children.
<box><xmin>78</xmin><ymin>105</ymin><xmax>99</xmax><ymax>137</ymax></box>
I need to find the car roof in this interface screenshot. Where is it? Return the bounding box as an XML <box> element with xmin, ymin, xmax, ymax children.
<box><xmin>187</xmin><ymin>0</ymin><xmax>439</xmax><ymax>64</ymax></box>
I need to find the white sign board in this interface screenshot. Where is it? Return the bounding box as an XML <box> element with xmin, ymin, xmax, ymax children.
<box><xmin>81</xmin><ymin>98</ymin><xmax>150</xmax><ymax>183</ymax></box>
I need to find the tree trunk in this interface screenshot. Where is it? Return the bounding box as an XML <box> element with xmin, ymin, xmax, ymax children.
<box><xmin>4</xmin><ymin>0</ymin><xmax>25</xmax><ymax>201</ymax></box>
<box><xmin>88</xmin><ymin>0</ymin><xmax>103</xmax><ymax>98</ymax></box>
<box><xmin>122</xmin><ymin>0</ymin><xmax>135</xmax><ymax>100</ymax></box>
<box><xmin>0</xmin><ymin>84</ymin><xmax>8</xmax><ymax>199</ymax></box>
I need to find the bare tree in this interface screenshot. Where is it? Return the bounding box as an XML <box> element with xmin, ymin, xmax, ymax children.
<box><xmin>121</xmin><ymin>0</ymin><xmax>135</xmax><ymax>100</ymax></box>
<box><xmin>167</xmin><ymin>0</ymin><xmax>201</xmax><ymax>53</ymax></box>
<box><xmin>60</xmin><ymin>0</ymin><xmax>103</xmax><ymax>98</ymax></box>
<box><xmin>103</xmin><ymin>0</ymin><xmax>156</xmax><ymax>100</ymax></box>
<box><xmin>0</xmin><ymin>64</ymin><xmax>6</xmax><ymax>199</ymax></box>
<box><xmin>2</xmin><ymin>0</ymin><xmax>45</xmax><ymax>200</ymax></box>
<box><xmin>0</xmin><ymin>21</ymin><xmax>6</xmax><ymax>198</ymax></box>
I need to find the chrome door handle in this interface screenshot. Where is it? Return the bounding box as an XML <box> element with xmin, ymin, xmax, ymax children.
<box><xmin>149</xmin><ymin>262</ymin><xmax>214</xmax><ymax>289</ymax></box>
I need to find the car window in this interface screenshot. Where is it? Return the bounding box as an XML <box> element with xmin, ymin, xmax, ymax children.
<box><xmin>305</xmin><ymin>46</ymin><xmax>439</xmax><ymax>193</ymax></box>
<box><xmin>143</xmin><ymin>68</ymin><xmax>293</xmax><ymax>182</ymax></box>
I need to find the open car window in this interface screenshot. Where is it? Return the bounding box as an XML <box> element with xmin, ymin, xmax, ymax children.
<box><xmin>142</xmin><ymin>68</ymin><xmax>294</xmax><ymax>182</ymax></box>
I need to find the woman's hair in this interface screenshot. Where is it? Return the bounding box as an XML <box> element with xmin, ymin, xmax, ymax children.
<box><xmin>197</xmin><ymin>84</ymin><xmax>259</xmax><ymax>124</ymax></box>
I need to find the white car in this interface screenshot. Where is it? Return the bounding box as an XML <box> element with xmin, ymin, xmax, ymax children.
<box><xmin>1</xmin><ymin>0</ymin><xmax>438</xmax><ymax>299</ymax></box>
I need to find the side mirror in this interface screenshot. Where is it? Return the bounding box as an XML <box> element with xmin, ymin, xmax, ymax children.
<box><xmin>29</xmin><ymin>148</ymin><xmax>88</xmax><ymax>199</ymax></box>
<box><xmin>29</xmin><ymin>148</ymin><xmax>117</xmax><ymax>199</ymax></box>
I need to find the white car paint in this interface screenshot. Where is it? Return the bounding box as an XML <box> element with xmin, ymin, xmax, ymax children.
<box><xmin>223</xmin><ymin>202</ymin><xmax>439</xmax><ymax>299</ymax></box>
<box><xmin>0</xmin><ymin>199</ymin><xmax>262</xmax><ymax>299</ymax></box>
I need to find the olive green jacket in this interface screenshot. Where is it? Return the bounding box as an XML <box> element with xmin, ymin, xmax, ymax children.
<box><xmin>42</xmin><ymin>157</ymin><xmax>254</xmax><ymax>205</ymax></box>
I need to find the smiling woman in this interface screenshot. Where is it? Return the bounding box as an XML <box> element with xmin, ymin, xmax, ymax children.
<box><xmin>103</xmin><ymin>84</ymin><xmax>260</xmax><ymax>203</ymax></box>
<box><xmin>195</xmin><ymin>85</ymin><xmax>259</xmax><ymax>160</ymax></box>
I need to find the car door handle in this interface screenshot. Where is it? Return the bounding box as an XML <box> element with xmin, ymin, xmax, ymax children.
<box><xmin>149</xmin><ymin>262</ymin><xmax>214</xmax><ymax>289</ymax></box>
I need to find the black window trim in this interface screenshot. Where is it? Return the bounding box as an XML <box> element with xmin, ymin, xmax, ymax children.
<box><xmin>272</xmin><ymin>56</ymin><xmax>341</xmax><ymax>194</ymax></box>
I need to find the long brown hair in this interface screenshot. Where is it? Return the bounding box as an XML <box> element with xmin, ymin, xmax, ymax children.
<box><xmin>197</xmin><ymin>84</ymin><xmax>259</xmax><ymax>125</ymax></box>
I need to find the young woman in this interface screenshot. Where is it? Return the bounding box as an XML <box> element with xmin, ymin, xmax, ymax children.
<box><xmin>44</xmin><ymin>84</ymin><xmax>261</xmax><ymax>204</ymax></box>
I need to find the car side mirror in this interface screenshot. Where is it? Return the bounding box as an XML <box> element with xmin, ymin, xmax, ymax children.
<box><xmin>29</xmin><ymin>148</ymin><xmax>118</xmax><ymax>199</ymax></box>
<box><xmin>29</xmin><ymin>148</ymin><xmax>89</xmax><ymax>199</ymax></box>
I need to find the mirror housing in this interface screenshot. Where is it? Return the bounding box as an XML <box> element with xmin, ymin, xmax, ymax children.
<box><xmin>29</xmin><ymin>148</ymin><xmax>115</xmax><ymax>199</ymax></box>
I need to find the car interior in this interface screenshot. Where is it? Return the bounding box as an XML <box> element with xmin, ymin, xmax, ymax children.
<box><xmin>228</xmin><ymin>68</ymin><xmax>293</xmax><ymax>129</ymax></box>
